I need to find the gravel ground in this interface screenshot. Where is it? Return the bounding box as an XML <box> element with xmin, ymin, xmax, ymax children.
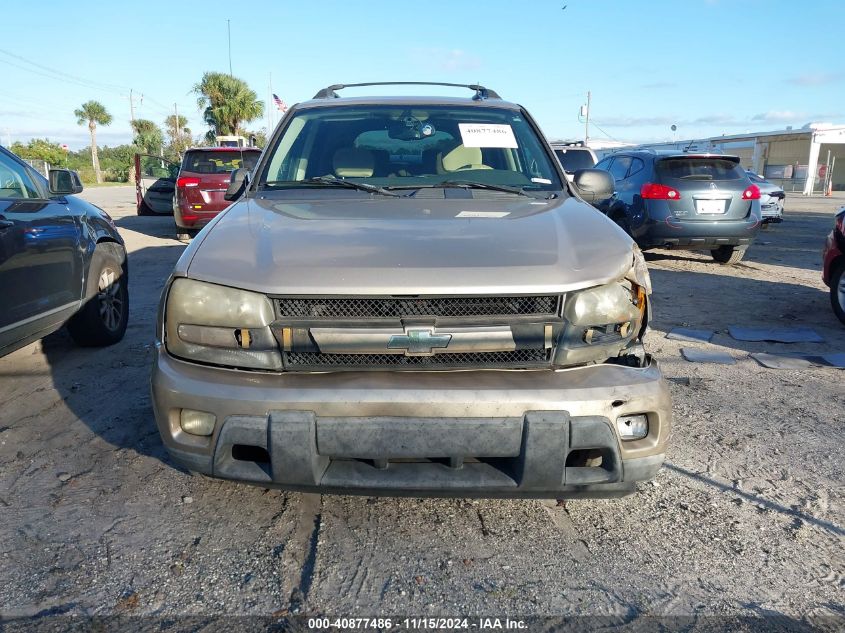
<box><xmin>0</xmin><ymin>187</ymin><xmax>843</xmax><ymax>628</ymax></box>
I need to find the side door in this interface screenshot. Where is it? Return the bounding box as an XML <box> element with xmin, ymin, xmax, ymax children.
<box><xmin>135</xmin><ymin>153</ymin><xmax>179</xmax><ymax>214</ymax></box>
<box><xmin>0</xmin><ymin>153</ymin><xmax>84</xmax><ymax>348</ymax></box>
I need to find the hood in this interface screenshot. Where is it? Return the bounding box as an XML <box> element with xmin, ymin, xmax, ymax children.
<box><xmin>183</xmin><ymin>194</ymin><xmax>634</xmax><ymax>295</ymax></box>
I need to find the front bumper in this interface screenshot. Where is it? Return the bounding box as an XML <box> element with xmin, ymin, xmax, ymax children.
<box><xmin>151</xmin><ymin>347</ymin><xmax>672</xmax><ymax>498</ymax></box>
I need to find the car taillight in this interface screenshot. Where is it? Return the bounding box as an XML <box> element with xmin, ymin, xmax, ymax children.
<box><xmin>742</xmin><ymin>184</ymin><xmax>761</xmax><ymax>200</ymax></box>
<box><xmin>641</xmin><ymin>182</ymin><xmax>681</xmax><ymax>200</ymax></box>
<box><xmin>177</xmin><ymin>177</ymin><xmax>200</xmax><ymax>188</ymax></box>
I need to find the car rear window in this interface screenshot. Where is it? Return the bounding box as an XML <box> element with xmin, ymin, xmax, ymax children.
<box><xmin>553</xmin><ymin>148</ymin><xmax>595</xmax><ymax>173</ymax></box>
<box><xmin>182</xmin><ymin>150</ymin><xmax>259</xmax><ymax>174</ymax></box>
<box><xmin>656</xmin><ymin>158</ymin><xmax>744</xmax><ymax>181</ymax></box>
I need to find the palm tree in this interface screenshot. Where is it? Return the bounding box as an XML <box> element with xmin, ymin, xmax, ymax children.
<box><xmin>193</xmin><ymin>72</ymin><xmax>263</xmax><ymax>140</ymax></box>
<box><xmin>74</xmin><ymin>101</ymin><xmax>112</xmax><ymax>183</ymax></box>
<box><xmin>164</xmin><ymin>114</ymin><xmax>191</xmax><ymax>158</ymax></box>
<box><xmin>131</xmin><ymin>119</ymin><xmax>164</xmax><ymax>155</ymax></box>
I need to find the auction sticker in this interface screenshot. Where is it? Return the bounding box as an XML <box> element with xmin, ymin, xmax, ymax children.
<box><xmin>458</xmin><ymin>123</ymin><xmax>518</xmax><ymax>148</ymax></box>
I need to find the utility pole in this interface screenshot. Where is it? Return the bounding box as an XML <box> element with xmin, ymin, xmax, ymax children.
<box><xmin>227</xmin><ymin>19</ymin><xmax>233</xmax><ymax>76</ymax></box>
<box><xmin>584</xmin><ymin>91</ymin><xmax>591</xmax><ymax>145</ymax></box>
<box><xmin>127</xmin><ymin>89</ymin><xmax>143</xmax><ymax>124</ymax></box>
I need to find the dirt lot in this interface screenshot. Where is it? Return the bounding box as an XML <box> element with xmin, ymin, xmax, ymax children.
<box><xmin>0</xmin><ymin>187</ymin><xmax>843</xmax><ymax>627</ymax></box>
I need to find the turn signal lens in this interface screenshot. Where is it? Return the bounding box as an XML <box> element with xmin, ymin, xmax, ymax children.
<box><xmin>617</xmin><ymin>414</ymin><xmax>649</xmax><ymax>440</ymax></box>
<box><xmin>641</xmin><ymin>182</ymin><xmax>681</xmax><ymax>200</ymax></box>
<box><xmin>742</xmin><ymin>184</ymin><xmax>761</xmax><ymax>200</ymax></box>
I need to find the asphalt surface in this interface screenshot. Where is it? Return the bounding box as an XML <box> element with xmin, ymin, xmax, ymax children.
<box><xmin>0</xmin><ymin>186</ymin><xmax>843</xmax><ymax>629</ymax></box>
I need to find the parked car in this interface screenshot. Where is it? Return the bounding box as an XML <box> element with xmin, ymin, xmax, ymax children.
<box><xmin>745</xmin><ymin>170</ymin><xmax>784</xmax><ymax>224</ymax></box>
<box><xmin>135</xmin><ymin>153</ymin><xmax>179</xmax><ymax>216</ymax></box>
<box><xmin>151</xmin><ymin>82</ymin><xmax>671</xmax><ymax>499</ymax></box>
<box><xmin>173</xmin><ymin>147</ymin><xmax>261</xmax><ymax>236</ymax></box>
<box><xmin>0</xmin><ymin>146</ymin><xmax>128</xmax><ymax>358</ymax></box>
<box><xmin>594</xmin><ymin>150</ymin><xmax>762</xmax><ymax>264</ymax></box>
<box><xmin>822</xmin><ymin>206</ymin><xmax>845</xmax><ymax>325</ymax></box>
<box><xmin>550</xmin><ymin>141</ymin><xmax>597</xmax><ymax>181</ymax></box>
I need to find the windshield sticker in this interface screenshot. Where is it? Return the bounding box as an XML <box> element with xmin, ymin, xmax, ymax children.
<box><xmin>456</xmin><ymin>211</ymin><xmax>510</xmax><ymax>218</ymax></box>
<box><xmin>531</xmin><ymin>177</ymin><xmax>552</xmax><ymax>184</ymax></box>
<box><xmin>458</xmin><ymin>123</ymin><xmax>518</xmax><ymax>148</ymax></box>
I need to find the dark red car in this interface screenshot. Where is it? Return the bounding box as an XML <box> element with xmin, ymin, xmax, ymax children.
<box><xmin>822</xmin><ymin>205</ymin><xmax>845</xmax><ymax>325</ymax></box>
<box><xmin>173</xmin><ymin>147</ymin><xmax>261</xmax><ymax>233</ymax></box>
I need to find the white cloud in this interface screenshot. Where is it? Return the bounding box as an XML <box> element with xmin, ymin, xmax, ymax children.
<box><xmin>785</xmin><ymin>72</ymin><xmax>843</xmax><ymax>87</ymax></box>
<box><xmin>410</xmin><ymin>48</ymin><xmax>482</xmax><ymax>72</ymax></box>
<box><xmin>752</xmin><ymin>110</ymin><xmax>805</xmax><ymax>123</ymax></box>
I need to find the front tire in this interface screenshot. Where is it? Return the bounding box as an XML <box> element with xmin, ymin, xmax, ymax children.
<box><xmin>830</xmin><ymin>261</ymin><xmax>845</xmax><ymax>326</ymax></box>
<box><xmin>67</xmin><ymin>244</ymin><xmax>129</xmax><ymax>347</ymax></box>
<box><xmin>711</xmin><ymin>245</ymin><xmax>747</xmax><ymax>265</ymax></box>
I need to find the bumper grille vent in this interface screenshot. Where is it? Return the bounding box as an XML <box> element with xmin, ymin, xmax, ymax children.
<box><xmin>285</xmin><ymin>349</ymin><xmax>550</xmax><ymax>371</ymax></box>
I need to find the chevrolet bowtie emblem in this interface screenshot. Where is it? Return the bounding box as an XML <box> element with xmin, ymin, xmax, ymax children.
<box><xmin>388</xmin><ymin>329</ymin><xmax>452</xmax><ymax>355</ymax></box>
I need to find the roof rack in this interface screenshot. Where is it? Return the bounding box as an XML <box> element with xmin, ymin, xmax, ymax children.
<box><xmin>312</xmin><ymin>82</ymin><xmax>501</xmax><ymax>101</ymax></box>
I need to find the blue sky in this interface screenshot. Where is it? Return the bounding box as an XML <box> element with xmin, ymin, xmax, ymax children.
<box><xmin>2</xmin><ymin>0</ymin><xmax>843</xmax><ymax>150</ymax></box>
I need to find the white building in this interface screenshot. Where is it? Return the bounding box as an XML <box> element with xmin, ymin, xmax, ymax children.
<box><xmin>627</xmin><ymin>123</ymin><xmax>845</xmax><ymax>194</ymax></box>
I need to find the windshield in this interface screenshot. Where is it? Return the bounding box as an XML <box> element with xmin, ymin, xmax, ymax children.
<box><xmin>260</xmin><ymin>105</ymin><xmax>563</xmax><ymax>192</ymax></box>
<box><xmin>553</xmin><ymin>148</ymin><xmax>595</xmax><ymax>173</ymax></box>
<box><xmin>182</xmin><ymin>150</ymin><xmax>259</xmax><ymax>174</ymax></box>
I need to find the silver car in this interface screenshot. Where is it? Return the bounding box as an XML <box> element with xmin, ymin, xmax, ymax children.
<box><xmin>745</xmin><ymin>170</ymin><xmax>785</xmax><ymax>224</ymax></box>
<box><xmin>151</xmin><ymin>82</ymin><xmax>671</xmax><ymax>499</ymax></box>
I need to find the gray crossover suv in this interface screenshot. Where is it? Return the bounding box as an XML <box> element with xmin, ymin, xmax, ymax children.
<box><xmin>151</xmin><ymin>82</ymin><xmax>671</xmax><ymax>498</ymax></box>
<box><xmin>595</xmin><ymin>150</ymin><xmax>762</xmax><ymax>264</ymax></box>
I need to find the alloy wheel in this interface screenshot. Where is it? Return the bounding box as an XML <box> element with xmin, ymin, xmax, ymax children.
<box><xmin>97</xmin><ymin>268</ymin><xmax>124</xmax><ymax>332</ymax></box>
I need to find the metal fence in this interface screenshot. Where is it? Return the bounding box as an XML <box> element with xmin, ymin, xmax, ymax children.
<box><xmin>23</xmin><ymin>158</ymin><xmax>50</xmax><ymax>178</ymax></box>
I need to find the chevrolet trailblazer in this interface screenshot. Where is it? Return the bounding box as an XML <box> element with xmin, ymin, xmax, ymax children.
<box><xmin>151</xmin><ymin>82</ymin><xmax>672</xmax><ymax>498</ymax></box>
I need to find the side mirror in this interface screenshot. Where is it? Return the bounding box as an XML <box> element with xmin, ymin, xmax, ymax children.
<box><xmin>572</xmin><ymin>169</ymin><xmax>614</xmax><ymax>204</ymax></box>
<box><xmin>224</xmin><ymin>168</ymin><xmax>250</xmax><ymax>201</ymax></box>
<box><xmin>48</xmin><ymin>169</ymin><xmax>84</xmax><ymax>195</ymax></box>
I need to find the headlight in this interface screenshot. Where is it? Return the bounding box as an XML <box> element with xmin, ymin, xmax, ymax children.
<box><xmin>164</xmin><ymin>278</ymin><xmax>282</xmax><ymax>370</ymax></box>
<box><xmin>564</xmin><ymin>281</ymin><xmax>642</xmax><ymax>327</ymax></box>
<box><xmin>555</xmin><ymin>255</ymin><xmax>649</xmax><ymax>366</ymax></box>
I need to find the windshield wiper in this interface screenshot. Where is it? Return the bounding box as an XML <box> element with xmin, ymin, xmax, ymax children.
<box><xmin>262</xmin><ymin>176</ymin><xmax>400</xmax><ymax>197</ymax></box>
<box><xmin>302</xmin><ymin>176</ymin><xmax>400</xmax><ymax>197</ymax></box>
<box><xmin>388</xmin><ymin>180</ymin><xmax>535</xmax><ymax>198</ymax></box>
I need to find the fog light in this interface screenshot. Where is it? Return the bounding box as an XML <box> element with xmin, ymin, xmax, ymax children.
<box><xmin>617</xmin><ymin>414</ymin><xmax>648</xmax><ymax>440</ymax></box>
<box><xmin>180</xmin><ymin>409</ymin><xmax>216</xmax><ymax>436</ymax></box>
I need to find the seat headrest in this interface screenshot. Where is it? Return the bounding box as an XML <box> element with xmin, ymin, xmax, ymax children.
<box><xmin>333</xmin><ymin>147</ymin><xmax>374</xmax><ymax>178</ymax></box>
<box><xmin>440</xmin><ymin>145</ymin><xmax>483</xmax><ymax>172</ymax></box>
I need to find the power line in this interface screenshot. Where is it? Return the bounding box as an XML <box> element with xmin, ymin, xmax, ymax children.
<box><xmin>0</xmin><ymin>48</ymin><xmax>129</xmax><ymax>92</ymax></box>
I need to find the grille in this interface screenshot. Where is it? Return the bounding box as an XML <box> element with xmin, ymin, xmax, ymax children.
<box><xmin>285</xmin><ymin>349</ymin><xmax>550</xmax><ymax>370</ymax></box>
<box><xmin>276</xmin><ymin>296</ymin><xmax>559</xmax><ymax>319</ymax></box>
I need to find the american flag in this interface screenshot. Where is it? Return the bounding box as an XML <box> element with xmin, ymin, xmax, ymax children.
<box><xmin>273</xmin><ymin>93</ymin><xmax>288</xmax><ymax>113</ymax></box>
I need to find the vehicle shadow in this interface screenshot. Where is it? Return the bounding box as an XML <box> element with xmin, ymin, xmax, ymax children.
<box><xmin>647</xmin><ymin>265</ymin><xmax>845</xmax><ymax>357</ymax></box>
<box><xmin>115</xmin><ymin>215</ymin><xmax>182</xmax><ymax>241</ymax></box>
<box><xmin>665</xmin><ymin>462</ymin><xmax>844</xmax><ymax>536</ymax></box>
<box><xmin>643</xmin><ymin>210</ymin><xmax>833</xmax><ymax>273</ymax></box>
<box><xmin>37</xmin><ymin>243</ymin><xmax>185</xmax><ymax>468</ymax></box>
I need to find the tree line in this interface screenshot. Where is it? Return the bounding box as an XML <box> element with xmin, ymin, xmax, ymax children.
<box><xmin>10</xmin><ymin>71</ymin><xmax>267</xmax><ymax>184</ymax></box>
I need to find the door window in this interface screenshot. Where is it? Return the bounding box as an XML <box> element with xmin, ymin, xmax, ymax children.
<box><xmin>0</xmin><ymin>153</ymin><xmax>41</xmax><ymax>199</ymax></box>
<box><xmin>608</xmin><ymin>156</ymin><xmax>632</xmax><ymax>182</ymax></box>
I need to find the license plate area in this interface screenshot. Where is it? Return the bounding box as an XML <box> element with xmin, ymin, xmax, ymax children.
<box><xmin>695</xmin><ymin>199</ymin><xmax>726</xmax><ymax>214</ymax></box>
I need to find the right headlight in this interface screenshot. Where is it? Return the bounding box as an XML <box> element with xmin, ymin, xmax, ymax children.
<box><xmin>164</xmin><ymin>278</ymin><xmax>282</xmax><ymax>370</ymax></box>
<box><xmin>555</xmin><ymin>254</ymin><xmax>649</xmax><ymax>366</ymax></box>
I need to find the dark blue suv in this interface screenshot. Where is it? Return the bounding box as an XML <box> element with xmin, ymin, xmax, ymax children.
<box><xmin>0</xmin><ymin>146</ymin><xmax>128</xmax><ymax>357</ymax></box>
<box><xmin>594</xmin><ymin>150</ymin><xmax>762</xmax><ymax>264</ymax></box>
